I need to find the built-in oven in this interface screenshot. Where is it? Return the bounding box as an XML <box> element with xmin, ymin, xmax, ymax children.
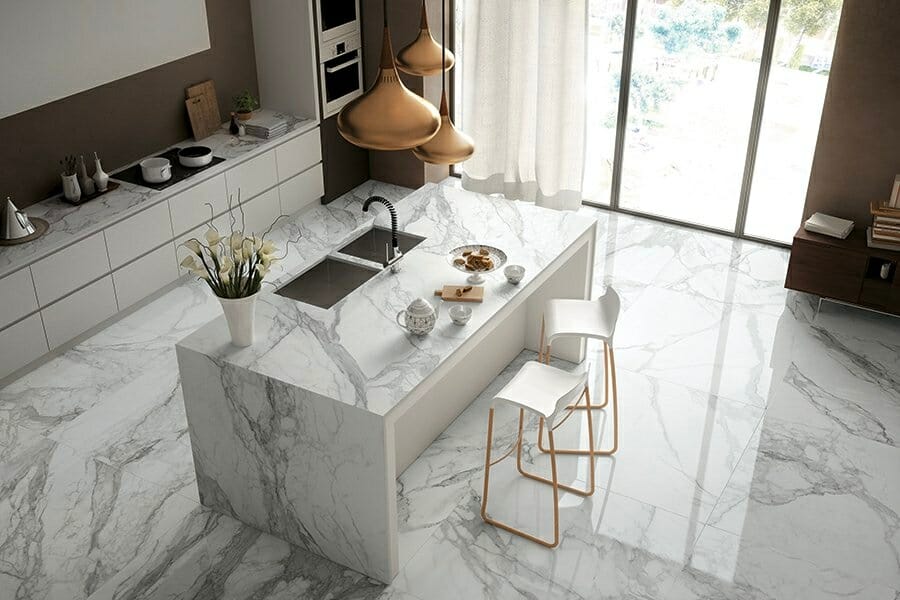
<box><xmin>319</xmin><ymin>32</ymin><xmax>363</xmax><ymax>117</ymax></box>
<box><xmin>315</xmin><ymin>0</ymin><xmax>360</xmax><ymax>44</ymax></box>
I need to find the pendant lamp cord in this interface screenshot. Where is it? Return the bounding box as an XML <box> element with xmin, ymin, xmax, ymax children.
<box><xmin>441</xmin><ymin>0</ymin><xmax>447</xmax><ymax>97</ymax></box>
<box><xmin>383</xmin><ymin>0</ymin><xmax>388</xmax><ymax>26</ymax></box>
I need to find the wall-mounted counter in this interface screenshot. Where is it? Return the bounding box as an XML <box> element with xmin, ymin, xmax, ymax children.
<box><xmin>0</xmin><ymin>116</ymin><xmax>323</xmax><ymax>381</ymax></box>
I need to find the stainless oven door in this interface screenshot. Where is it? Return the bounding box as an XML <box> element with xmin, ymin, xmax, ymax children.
<box><xmin>321</xmin><ymin>49</ymin><xmax>363</xmax><ymax>117</ymax></box>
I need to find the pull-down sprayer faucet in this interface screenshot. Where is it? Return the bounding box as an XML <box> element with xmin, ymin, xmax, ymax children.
<box><xmin>362</xmin><ymin>196</ymin><xmax>403</xmax><ymax>272</ymax></box>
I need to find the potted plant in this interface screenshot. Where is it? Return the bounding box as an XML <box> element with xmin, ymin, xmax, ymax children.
<box><xmin>178</xmin><ymin>196</ymin><xmax>284</xmax><ymax>347</ymax></box>
<box><xmin>233</xmin><ymin>90</ymin><xmax>259</xmax><ymax>121</ymax></box>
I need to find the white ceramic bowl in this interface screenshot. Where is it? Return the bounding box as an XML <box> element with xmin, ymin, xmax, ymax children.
<box><xmin>504</xmin><ymin>264</ymin><xmax>525</xmax><ymax>285</ymax></box>
<box><xmin>449</xmin><ymin>304</ymin><xmax>472</xmax><ymax>326</ymax></box>
<box><xmin>140</xmin><ymin>157</ymin><xmax>172</xmax><ymax>183</ymax></box>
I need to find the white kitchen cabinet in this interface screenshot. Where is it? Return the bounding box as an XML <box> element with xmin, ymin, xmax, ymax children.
<box><xmin>31</xmin><ymin>232</ymin><xmax>110</xmax><ymax>306</ymax></box>
<box><xmin>168</xmin><ymin>174</ymin><xmax>228</xmax><ymax>237</ymax></box>
<box><xmin>0</xmin><ymin>313</ymin><xmax>48</xmax><ymax>380</ymax></box>
<box><xmin>113</xmin><ymin>243</ymin><xmax>179</xmax><ymax>310</ymax></box>
<box><xmin>105</xmin><ymin>201</ymin><xmax>174</xmax><ymax>270</ymax></box>
<box><xmin>225</xmin><ymin>151</ymin><xmax>278</xmax><ymax>203</ymax></box>
<box><xmin>279</xmin><ymin>165</ymin><xmax>324</xmax><ymax>216</ymax></box>
<box><xmin>275</xmin><ymin>128</ymin><xmax>321</xmax><ymax>182</ymax></box>
<box><xmin>240</xmin><ymin>187</ymin><xmax>281</xmax><ymax>236</ymax></box>
<box><xmin>41</xmin><ymin>276</ymin><xmax>118</xmax><ymax>349</ymax></box>
<box><xmin>0</xmin><ymin>267</ymin><xmax>39</xmax><ymax>330</ymax></box>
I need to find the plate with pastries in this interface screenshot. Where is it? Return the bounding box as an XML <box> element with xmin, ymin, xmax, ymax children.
<box><xmin>447</xmin><ymin>244</ymin><xmax>508</xmax><ymax>284</ymax></box>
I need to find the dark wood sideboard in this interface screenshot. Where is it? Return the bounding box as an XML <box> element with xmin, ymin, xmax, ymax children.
<box><xmin>785</xmin><ymin>227</ymin><xmax>900</xmax><ymax>316</ymax></box>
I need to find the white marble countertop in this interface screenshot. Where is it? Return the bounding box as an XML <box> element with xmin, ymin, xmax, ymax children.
<box><xmin>177</xmin><ymin>182</ymin><xmax>596</xmax><ymax>418</ymax></box>
<box><xmin>0</xmin><ymin>112</ymin><xmax>317</xmax><ymax>280</ymax></box>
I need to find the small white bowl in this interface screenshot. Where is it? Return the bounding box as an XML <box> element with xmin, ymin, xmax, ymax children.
<box><xmin>504</xmin><ymin>264</ymin><xmax>525</xmax><ymax>285</ymax></box>
<box><xmin>449</xmin><ymin>304</ymin><xmax>472</xmax><ymax>326</ymax></box>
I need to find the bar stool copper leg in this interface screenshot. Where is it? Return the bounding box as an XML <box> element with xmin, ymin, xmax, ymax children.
<box><xmin>537</xmin><ymin>343</ymin><xmax>619</xmax><ymax>456</ymax></box>
<box><xmin>481</xmin><ymin>408</ymin><xmax>561</xmax><ymax>548</ymax></box>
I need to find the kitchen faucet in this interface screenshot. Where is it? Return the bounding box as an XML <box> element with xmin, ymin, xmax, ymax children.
<box><xmin>362</xmin><ymin>196</ymin><xmax>403</xmax><ymax>272</ymax></box>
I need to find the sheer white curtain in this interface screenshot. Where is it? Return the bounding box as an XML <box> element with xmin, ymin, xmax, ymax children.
<box><xmin>459</xmin><ymin>0</ymin><xmax>588</xmax><ymax>211</ymax></box>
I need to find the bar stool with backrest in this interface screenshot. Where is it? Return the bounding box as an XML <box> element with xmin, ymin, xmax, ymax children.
<box><xmin>480</xmin><ymin>360</ymin><xmax>596</xmax><ymax>548</ymax></box>
<box><xmin>537</xmin><ymin>286</ymin><xmax>621</xmax><ymax>456</ymax></box>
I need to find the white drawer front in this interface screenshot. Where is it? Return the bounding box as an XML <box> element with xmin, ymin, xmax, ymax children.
<box><xmin>279</xmin><ymin>165</ymin><xmax>324</xmax><ymax>216</ymax></box>
<box><xmin>0</xmin><ymin>267</ymin><xmax>39</xmax><ymax>330</ymax></box>
<box><xmin>0</xmin><ymin>313</ymin><xmax>48</xmax><ymax>380</ymax></box>
<box><xmin>31</xmin><ymin>232</ymin><xmax>111</xmax><ymax>306</ymax></box>
<box><xmin>42</xmin><ymin>276</ymin><xmax>117</xmax><ymax>349</ymax></box>
<box><xmin>241</xmin><ymin>187</ymin><xmax>281</xmax><ymax>236</ymax></box>
<box><xmin>113</xmin><ymin>243</ymin><xmax>179</xmax><ymax>310</ymax></box>
<box><xmin>225</xmin><ymin>151</ymin><xmax>278</xmax><ymax>203</ymax></box>
<box><xmin>105</xmin><ymin>201</ymin><xmax>174</xmax><ymax>270</ymax></box>
<box><xmin>275</xmin><ymin>129</ymin><xmax>322</xmax><ymax>182</ymax></box>
<box><xmin>169</xmin><ymin>174</ymin><xmax>228</xmax><ymax>237</ymax></box>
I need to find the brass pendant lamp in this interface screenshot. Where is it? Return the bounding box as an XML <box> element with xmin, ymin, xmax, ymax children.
<box><xmin>396</xmin><ymin>1</ymin><xmax>455</xmax><ymax>76</ymax></box>
<box><xmin>412</xmin><ymin>1</ymin><xmax>474</xmax><ymax>164</ymax></box>
<box><xmin>337</xmin><ymin>1</ymin><xmax>440</xmax><ymax>151</ymax></box>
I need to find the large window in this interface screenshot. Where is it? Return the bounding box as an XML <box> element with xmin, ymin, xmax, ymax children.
<box><xmin>454</xmin><ymin>0</ymin><xmax>844</xmax><ymax>245</ymax></box>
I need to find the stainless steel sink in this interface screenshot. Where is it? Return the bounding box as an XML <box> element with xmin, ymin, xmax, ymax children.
<box><xmin>275</xmin><ymin>257</ymin><xmax>380</xmax><ymax>309</ymax></box>
<box><xmin>337</xmin><ymin>226</ymin><xmax>426</xmax><ymax>265</ymax></box>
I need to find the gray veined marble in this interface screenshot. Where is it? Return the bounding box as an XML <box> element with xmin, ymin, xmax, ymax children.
<box><xmin>2</xmin><ymin>178</ymin><xmax>900</xmax><ymax>599</ymax></box>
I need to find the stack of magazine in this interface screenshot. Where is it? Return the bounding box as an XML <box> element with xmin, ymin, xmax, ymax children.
<box><xmin>243</xmin><ymin>110</ymin><xmax>288</xmax><ymax>140</ymax></box>
<box><xmin>804</xmin><ymin>212</ymin><xmax>854</xmax><ymax>239</ymax></box>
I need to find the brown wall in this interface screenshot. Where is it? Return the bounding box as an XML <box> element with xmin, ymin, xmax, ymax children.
<box><xmin>803</xmin><ymin>0</ymin><xmax>900</xmax><ymax>228</ymax></box>
<box><xmin>0</xmin><ymin>0</ymin><xmax>259</xmax><ymax>208</ymax></box>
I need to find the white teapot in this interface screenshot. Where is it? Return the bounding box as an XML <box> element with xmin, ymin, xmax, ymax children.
<box><xmin>396</xmin><ymin>297</ymin><xmax>440</xmax><ymax>335</ymax></box>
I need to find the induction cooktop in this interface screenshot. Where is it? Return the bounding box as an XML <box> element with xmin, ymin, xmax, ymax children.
<box><xmin>114</xmin><ymin>148</ymin><xmax>225</xmax><ymax>191</ymax></box>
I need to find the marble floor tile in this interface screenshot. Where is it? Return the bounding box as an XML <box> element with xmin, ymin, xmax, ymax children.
<box><xmin>666</xmin><ymin>524</ymin><xmax>900</xmax><ymax>600</ymax></box>
<box><xmin>614</xmin><ymin>286</ymin><xmax>780</xmax><ymax>407</ymax></box>
<box><xmin>0</xmin><ymin>426</ymin><xmax>201</xmax><ymax>600</ymax></box>
<box><xmin>390</xmin><ymin>489</ymin><xmax>695</xmax><ymax>600</ymax></box>
<box><xmin>705</xmin><ymin>414</ymin><xmax>900</xmax><ymax>590</ymax></box>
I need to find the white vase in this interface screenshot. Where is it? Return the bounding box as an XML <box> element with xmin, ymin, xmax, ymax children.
<box><xmin>218</xmin><ymin>293</ymin><xmax>259</xmax><ymax>347</ymax></box>
<box><xmin>61</xmin><ymin>173</ymin><xmax>81</xmax><ymax>202</ymax></box>
<box><xmin>93</xmin><ymin>153</ymin><xmax>109</xmax><ymax>192</ymax></box>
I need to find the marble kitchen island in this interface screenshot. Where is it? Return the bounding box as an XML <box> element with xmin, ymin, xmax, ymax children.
<box><xmin>176</xmin><ymin>182</ymin><xmax>596</xmax><ymax>582</ymax></box>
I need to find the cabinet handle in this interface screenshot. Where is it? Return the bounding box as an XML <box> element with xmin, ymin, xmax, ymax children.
<box><xmin>326</xmin><ymin>57</ymin><xmax>360</xmax><ymax>74</ymax></box>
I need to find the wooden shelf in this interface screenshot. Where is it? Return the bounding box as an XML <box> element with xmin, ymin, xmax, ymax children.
<box><xmin>786</xmin><ymin>227</ymin><xmax>900</xmax><ymax>316</ymax></box>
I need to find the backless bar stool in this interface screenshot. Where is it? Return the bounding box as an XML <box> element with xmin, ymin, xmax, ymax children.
<box><xmin>537</xmin><ymin>287</ymin><xmax>621</xmax><ymax>456</ymax></box>
<box><xmin>481</xmin><ymin>361</ymin><xmax>596</xmax><ymax>548</ymax></box>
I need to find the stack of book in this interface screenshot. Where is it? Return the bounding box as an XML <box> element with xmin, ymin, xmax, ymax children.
<box><xmin>804</xmin><ymin>212</ymin><xmax>854</xmax><ymax>239</ymax></box>
<box><xmin>869</xmin><ymin>201</ymin><xmax>900</xmax><ymax>251</ymax></box>
<box><xmin>243</xmin><ymin>110</ymin><xmax>288</xmax><ymax>140</ymax></box>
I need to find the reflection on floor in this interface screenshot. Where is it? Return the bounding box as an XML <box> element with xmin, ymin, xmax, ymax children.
<box><xmin>2</xmin><ymin>180</ymin><xmax>898</xmax><ymax>599</ymax></box>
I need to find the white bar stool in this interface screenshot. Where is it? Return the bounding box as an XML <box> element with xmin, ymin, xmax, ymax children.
<box><xmin>537</xmin><ymin>287</ymin><xmax>621</xmax><ymax>456</ymax></box>
<box><xmin>480</xmin><ymin>360</ymin><xmax>595</xmax><ymax>548</ymax></box>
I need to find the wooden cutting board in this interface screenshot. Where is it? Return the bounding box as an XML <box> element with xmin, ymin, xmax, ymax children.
<box><xmin>185</xmin><ymin>95</ymin><xmax>219</xmax><ymax>140</ymax></box>
<box><xmin>433</xmin><ymin>285</ymin><xmax>484</xmax><ymax>303</ymax></box>
<box><xmin>185</xmin><ymin>80</ymin><xmax>221</xmax><ymax>140</ymax></box>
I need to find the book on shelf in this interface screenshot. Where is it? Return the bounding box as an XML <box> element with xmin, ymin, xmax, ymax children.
<box><xmin>890</xmin><ymin>175</ymin><xmax>900</xmax><ymax>208</ymax></box>
<box><xmin>870</xmin><ymin>201</ymin><xmax>900</xmax><ymax>218</ymax></box>
<box><xmin>873</xmin><ymin>228</ymin><xmax>900</xmax><ymax>241</ymax></box>
<box><xmin>867</xmin><ymin>227</ymin><xmax>900</xmax><ymax>251</ymax></box>
<box><xmin>804</xmin><ymin>212</ymin><xmax>854</xmax><ymax>239</ymax></box>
